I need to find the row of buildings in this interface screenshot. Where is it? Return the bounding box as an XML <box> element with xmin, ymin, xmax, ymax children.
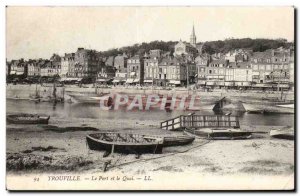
<box><xmin>6</xmin><ymin>25</ymin><xmax>294</xmax><ymax>89</ymax></box>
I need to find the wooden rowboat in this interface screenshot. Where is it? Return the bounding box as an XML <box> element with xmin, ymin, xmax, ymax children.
<box><xmin>161</xmin><ymin>135</ymin><xmax>195</xmax><ymax>146</ymax></box>
<box><xmin>141</xmin><ymin>134</ymin><xmax>195</xmax><ymax>147</ymax></box>
<box><xmin>208</xmin><ymin>131</ymin><xmax>252</xmax><ymax>140</ymax></box>
<box><xmin>7</xmin><ymin>114</ymin><xmax>50</xmax><ymax>124</ymax></box>
<box><xmin>86</xmin><ymin>132</ymin><xmax>164</xmax><ymax>154</ymax></box>
<box><xmin>185</xmin><ymin>128</ymin><xmax>252</xmax><ymax>140</ymax></box>
<box><xmin>270</xmin><ymin>127</ymin><xmax>294</xmax><ymax>140</ymax></box>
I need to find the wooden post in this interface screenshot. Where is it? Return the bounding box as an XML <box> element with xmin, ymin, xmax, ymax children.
<box><xmin>172</xmin><ymin>119</ymin><xmax>174</xmax><ymax>130</ymax></box>
<box><xmin>111</xmin><ymin>144</ymin><xmax>115</xmax><ymax>154</ymax></box>
<box><xmin>180</xmin><ymin>115</ymin><xmax>182</xmax><ymax>128</ymax></box>
<box><xmin>236</xmin><ymin>116</ymin><xmax>240</xmax><ymax>128</ymax></box>
<box><xmin>192</xmin><ymin>114</ymin><xmax>194</xmax><ymax>128</ymax></box>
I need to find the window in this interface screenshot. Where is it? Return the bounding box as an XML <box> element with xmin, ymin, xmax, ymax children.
<box><xmin>259</xmin><ymin>65</ymin><xmax>265</xmax><ymax>70</ymax></box>
<box><xmin>209</xmin><ymin>70</ymin><xmax>212</xmax><ymax>74</ymax></box>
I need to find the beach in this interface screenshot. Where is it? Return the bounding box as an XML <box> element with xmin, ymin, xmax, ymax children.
<box><xmin>6</xmin><ymin>85</ymin><xmax>295</xmax><ymax>190</ymax></box>
<box><xmin>6</xmin><ymin>115</ymin><xmax>294</xmax><ymax>176</ymax></box>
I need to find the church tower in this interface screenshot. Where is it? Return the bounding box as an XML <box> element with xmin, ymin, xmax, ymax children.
<box><xmin>190</xmin><ymin>24</ymin><xmax>197</xmax><ymax>47</ymax></box>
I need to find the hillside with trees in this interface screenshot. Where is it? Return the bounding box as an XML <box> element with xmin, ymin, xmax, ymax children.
<box><xmin>201</xmin><ymin>38</ymin><xmax>293</xmax><ymax>54</ymax></box>
<box><xmin>99</xmin><ymin>38</ymin><xmax>293</xmax><ymax>57</ymax></box>
<box><xmin>99</xmin><ymin>41</ymin><xmax>177</xmax><ymax>57</ymax></box>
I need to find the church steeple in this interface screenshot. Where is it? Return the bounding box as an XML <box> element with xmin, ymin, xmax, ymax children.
<box><xmin>190</xmin><ymin>24</ymin><xmax>196</xmax><ymax>47</ymax></box>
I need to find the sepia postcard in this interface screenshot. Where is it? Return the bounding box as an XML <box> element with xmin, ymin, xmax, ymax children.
<box><xmin>6</xmin><ymin>6</ymin><xmax>295</xmax><ymax>191</ymax></box>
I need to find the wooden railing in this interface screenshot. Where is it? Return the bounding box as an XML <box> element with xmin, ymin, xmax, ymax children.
<box><xmin>160</xmin><ymin>115</ymin><xmax>183</xmax><ymax>130</ymax></box>
<box><xmin>160</xmin><ymin>114</ymin><xmax>240</xmax><ymax>131</ymax></box>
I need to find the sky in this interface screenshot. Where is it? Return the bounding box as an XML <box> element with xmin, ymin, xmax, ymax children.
<box><xmin>6</xmin><ymin>6</ymin><xmax>294</xmax><ymax>60</ymax></box>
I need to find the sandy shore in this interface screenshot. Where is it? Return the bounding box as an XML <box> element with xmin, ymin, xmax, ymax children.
<box><xmin>6</xmin><ymin>116</ymin><xmax>294</xmax><ymax>177</ymax></box>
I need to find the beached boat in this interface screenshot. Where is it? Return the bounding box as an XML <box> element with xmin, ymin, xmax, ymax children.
<box><xmin>208</xmin><ymin>131</ymin><xmax>252</xmax><ymax>140</ymax></box>
<box><xmin>67</xmin><ymin>92</ymin><xmax>110</xmax><ymax>104</ymax></box>
<box><xmin>185</xmin><ymin>127</ymin><xmax>252</xmax><ymax>140</ymax></box>
<box><xmin>270</xmin><ymin>127</ymin><xmax>294</xmax><ymax>140</ymax></box>
<box><xmin>6</xmin><ymin>96</ymin><xmax>30</xmax><ymax>101</ymax></box>
<box><xmin>163</xmin><ymin>135</ymin><xmax>195</xmax><ymax>146</ymax></box>
<box><xmin>242</xmin><ymin>102</ymin><xmax>294</xmax><ymax>114</ymax></box>
<box><xmin>86</xmin><ymin>132</ymin><xmax>164</xmax><ymax>154</ymax></box>
<box><xmin>142</xmin><ymin>134</ymin><xmax>195</xmax><ymax>147</ymax></box>
<box><xmin>7</xmin><ymin>114</ymin><xmax>50</xmax><ymax>124</ymax></box>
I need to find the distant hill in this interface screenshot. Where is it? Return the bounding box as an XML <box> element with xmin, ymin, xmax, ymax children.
<box><xmin>201</xmin><ymin>38</ymin><xmax>293</xmax><ymax>54</ymax></box>
<box><xmin>99</xmin><ymin>41</ymin><xmax>177</xmax><ymax>57</ymax></box>
<box><xmin>99</xmin><ymin>38</ymin><xmax>293</xmax><ymax>57</ymax></box>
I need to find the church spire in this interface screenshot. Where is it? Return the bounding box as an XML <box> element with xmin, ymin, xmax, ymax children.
<box><xmin>192</xmin><ymin>23</ymin><xmax>195</xmax><ymax>36</ymax></box>
<box><xmin>190</xmin><ymin>23</ymin><xmax>196</xmax><ymax>47</ymax></box>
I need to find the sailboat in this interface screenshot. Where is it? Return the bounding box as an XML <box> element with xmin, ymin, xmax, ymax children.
<box><xmin>29</xmin><ymin>83</ymin><xmax>41</xmax><ymax>103</ymax></box>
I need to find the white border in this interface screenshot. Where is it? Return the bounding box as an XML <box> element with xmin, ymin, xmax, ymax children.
<box><xmin>1</xmin><ymin>0</ymin><xmax>298</xmax><ymax>195</ymax></box>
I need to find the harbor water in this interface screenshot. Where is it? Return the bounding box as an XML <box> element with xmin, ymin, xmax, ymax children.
<box><xmin>6</xmin><ymin>99</ymin><xmax>294</xmax><ymax>127</ymax></box>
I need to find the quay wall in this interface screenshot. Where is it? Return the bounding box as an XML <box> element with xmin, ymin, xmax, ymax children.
<box><xmin>6</xmin><ymin>84</ymin><xmax>294</xmax><ymax>102</ymax></box>
<box><xmin>95</xmin><ymin>87</ymin><xmax>294</xmax><ymax>102</ymax></box>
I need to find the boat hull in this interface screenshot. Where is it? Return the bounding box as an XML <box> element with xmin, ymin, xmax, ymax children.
<box><xmin>7</xmin><ymin>114</ymin><xmax>50</xmax><ymax>124</ymax></box>
<box><xmin>270</xmin><ymin>129</ymin><xmax>294</xmax><ymax>140</ymax></box>
<box><xmin>67</xmin><ymin>92</ymin><xmax>110</xmax><ymax>104</ymax></box>
<box><xmin>185</xmin><ymin>128</ymin><xmax>252</xmax><ymax>140</ymax></box>
<box><xmin>271</xmin><ymin>134</ymin><xmax>294</xmax><ymax>140</ymax></box>
<box><xmin>208</xmin><ymin>132</ymin><xmax>252</xmax><ymax>140</ymax></box>
<box><xmin>242</xmin><ymin>103</ymin><xmax>294</xmax><ymax>114</ymax></box>
<box><xmin>163</xmin><ymin>135</ymin><xmax>195</xmax><ymax>146</ymax></box>
<box><xmin>86</xmin><ymin>135</ymin><xmax>163</xmax><ymax>154</ymax></box>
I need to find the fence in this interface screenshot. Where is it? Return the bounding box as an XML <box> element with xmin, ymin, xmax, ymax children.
<box><xmin>160</xmin><ymin>114</ymin><xmax>240</xmax><ymax>131</ymax></box>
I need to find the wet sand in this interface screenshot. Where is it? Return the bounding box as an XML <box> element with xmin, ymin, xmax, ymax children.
<box><xmin>6</xmin><ymin>116</ymin><xmax>294</xmax><ymax>177</ymax></box>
